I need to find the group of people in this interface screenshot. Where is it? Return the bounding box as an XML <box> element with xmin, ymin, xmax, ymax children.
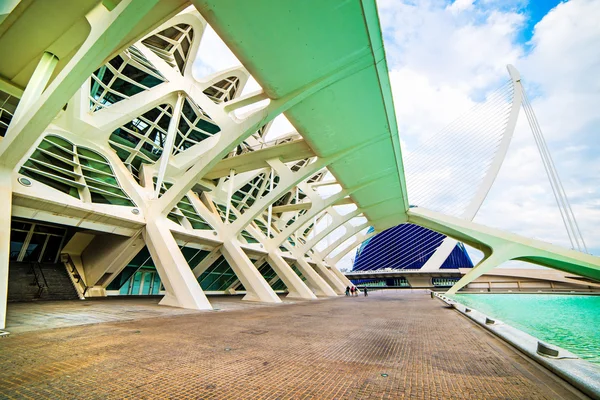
<box><xmin>345</xmin><ymin>285</ymin><xmax>368</xmax><ymax>297</ymax></box>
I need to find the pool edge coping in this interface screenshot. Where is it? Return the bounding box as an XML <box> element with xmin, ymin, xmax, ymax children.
<box><xmin>432</xmin><ymin>291</ymin><xmax>600</xmax><ymax>399</ymax></box>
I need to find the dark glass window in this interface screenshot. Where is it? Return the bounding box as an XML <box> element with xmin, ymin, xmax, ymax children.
<box><xmin>22</xmin><ymin>234</ymin><xmax>47</xmax><ymax>262</ymax></box>
<box><xmin>9</xmin><ymin>231</ymin><xmax>27</xmax><ymax>261</ymax></box>
<box><xmin>41</xmin><ymin>235</ymin><xmax>63</xmax><ymax>263</ymax></box>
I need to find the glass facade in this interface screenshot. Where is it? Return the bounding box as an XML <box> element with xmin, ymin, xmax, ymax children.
<box><xmin>9</xmin><ymin>219</ymin><xmax>68</xmax><ymax>264</ymax></box>
<box><xmin>109</xmin><ymin>104</ymin><xmax>172</xmax><ymax>182</ymax></box>
<box><xmin>107</xmin><ymin>246</ymin><xmax>288</xmax><ymax>294</ymax></box>
<box><xmin>203</xmin><ymin>76</ymin><xmax>240</xmax><ymax>103</ymax></box>
<box><xmin>350</xmin><ymin>278</ymin><xmax>409</xmax><ymax>287</ymax></box>
<box><xmin>153</xmin><ymin>178</ymin><xmax>213</xmax><ymax>230</ymax></box>
<box><xmin>142</xmin><ymin>24</ymin><xmax>194</xmax><ymax>74</ymax></box>
<box><xmin>172</xmin><ymin>97</ymin><xmax>221</xmax><ymax>156</ymax></box>
<box><xmin>0</xmin><ymin>89</ymin><xmax>18</xmax><ymax>138</ymax></box>
<box><xmin>353</xmin><ymin>224</ymin><xmax>473</xmax><ymax>271</ymax></box>
<box><xmin>19</xmin><ymin>135</ymin><xmax>135</xmax><ymax>207</ymax></box>
<box><xmin>432</xmin><ymin>277</ymin><xmax>461</xmax><ymax>287</ymax></box>
<box><xmin>90</xmin><ymin>46</ymin><xmax>165</xmax><ymax>112</ymax></box>
<box><xmin>198</xmin><ymin>256</ymin><xmax>244</xmax><ymax>291</ymax></box>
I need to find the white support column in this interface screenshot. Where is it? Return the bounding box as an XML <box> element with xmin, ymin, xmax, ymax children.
<box><xmin>446</xmin><ymin>250</ymin><xmax>510</xmax><ymax>295</ymax></box>
<box><xmin>225</xmin><ymin>256</ymin><xmax>267</xmax><ymax>292</ymax></box>
<box><xmin>154</xmin><ymin>92</ymin><xmax>184</xmax><ymax>198</ymax></box>
<box><xmin>312</xmin><ymin>258</ymin><xmax>345</xmax><ymax>294</ymax></box>
<box><xmin>266</xmin><ymin>252</ymin><xmax>317</xmax><ymax>300</ymax></box>
<box><xmin>294</xmin><ymin>256</ymin><xmax>337</xmax><ymax>297</ymax></box>
<box><xmin>80</xmin><ymin>231</ymin><xmax>145</xmax><ymax>291</ymax></box>
<box><xmin>220</xmin><ymin>240</ymin><xmax>281</xmax><ymax>303</ymax></box>
<box><xmin>327</xmin><ymin>263</ymin><xmax>353</xmax><ymax>287</ymax></box>
<box><xmin>143</xmin><ymin>218</ymin><xmax>212</xmax><ymax>310</ymax></box>
<box><xmin>266</xmin><ymin>167</ymin><xmax>274</xmax><ymax>238</ymax></box>
<box><xmin>224</xmin><ymin>169</ymin><xmax>235</xmax><ymax>223</ymax></box>
<box><xmin>11</xmin><ymin>52</ymin><xmax>58</xmax><ymax>125</ymax></box>
<box><xmin>0</xmin><ymin>170</ymin><xmax>11</xmax><ymax>330</ymax></box>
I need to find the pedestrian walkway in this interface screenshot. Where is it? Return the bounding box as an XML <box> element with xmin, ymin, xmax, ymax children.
<box><xmin>0</xmin><ymin>291</ymin><xmax>585</xmax><ymax>399</ymax></box>
<box><xmin>4</xmin><ymin>295</ymin><xmax>299</xmax><ymax>334</ymax></box>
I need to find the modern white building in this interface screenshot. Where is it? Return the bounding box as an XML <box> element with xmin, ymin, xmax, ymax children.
<box><xmin>0</xmin><ymin>0</ymin><xmax>598</xmax><ymax>331</ymax></box>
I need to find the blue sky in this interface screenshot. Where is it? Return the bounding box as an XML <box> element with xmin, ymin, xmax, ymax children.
<box><xmin>520</xmin><ymin>0</ymin><xmax>563</xmax><ymax>42</ymax></box>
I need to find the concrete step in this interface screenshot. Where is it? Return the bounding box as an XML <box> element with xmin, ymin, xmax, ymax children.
<box><xmin>8</xmin><ymin>262</ymin><xmax>79</xmax><ymax>302</ymax></box>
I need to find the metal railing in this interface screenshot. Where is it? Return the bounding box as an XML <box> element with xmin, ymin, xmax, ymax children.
<box><xmin>62</xmin><ymin>254</ymin><xmax>88</xmax><ymax>297</ymax></box>
<box><xmin>29</xmin><ymin>262</ymin><xmax>48</xmax><ymax>298</ymax></box>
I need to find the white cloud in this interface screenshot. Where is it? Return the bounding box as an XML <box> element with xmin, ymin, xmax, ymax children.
<box><xmin>447</xmin><ymin>0</ymin><xmax>475</xmax><ymax>14</ymax></box>
<box><xmin>192</xmin><ymin>26</ymin><xmax>241</xmax><ymax>80</ymax></box>
<box><xmin>479</xmin><ymin>0</ymin><xmax>600</xmax><ymax>255</ymax></box>
<box><xmin>378</xmin><ymin>0</ymin><xmax>600</xmax><ymax>268</ymax></box>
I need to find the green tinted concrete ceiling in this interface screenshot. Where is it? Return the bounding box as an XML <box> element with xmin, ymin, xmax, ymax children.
<box><xmin>0</xmin><ymin>0</ymin><xmax>188</xmax><ymax>92</ymax></box>
<box><xmin>193</xmin><ymin>0</ymin><xmax>408</xmax><ymax>231</ymax></box>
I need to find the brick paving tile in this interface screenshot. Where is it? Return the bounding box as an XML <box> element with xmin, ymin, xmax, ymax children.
<box><xmin>0</xmin><ymin>291</ymin><xmax>587</xmax><ymax>399</ymax></box>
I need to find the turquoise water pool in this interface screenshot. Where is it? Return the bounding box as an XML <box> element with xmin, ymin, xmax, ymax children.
<box><xmin>449</xmin><ymin>294</ymin><xmax>600</xmax><ymax>365</ymax></box>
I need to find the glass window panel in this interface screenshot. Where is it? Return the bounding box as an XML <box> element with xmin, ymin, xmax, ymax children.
<box><xmin>130</xmin><ymin>271</ymin><xmax>143</xmax><ymax>295</ymax></box>
<box><xmin>108</xmin><ymin>55</ymin><xmax>124</xmax><ymax>70</ymax></box>
<box><xmin>111</xmin><ymin>78</ymin><xmax>145</xmax><ymax>97</ymax></box>
<box><xmin>21</xmin><ymin>170</ymin><xmax>80</xmax><ymax>198</ymax></box>
<box><xmin>152</xmin><ymin>273</ymin><xmax>161</xmax><ymax>294</ymax></box>
<box><xmin>9</xmin><ymin>230</ymin><xmax>27</xmax><ymax>261</ymax></box>
<box><xmin>40</xmin><ymin>235</ymin><xmax>63</xmax><ymax>263</ymax></box>
<box><xmin>22</xmin><ymin>233</ymin><xmax>47</xmax><ymax>262</ymax></box>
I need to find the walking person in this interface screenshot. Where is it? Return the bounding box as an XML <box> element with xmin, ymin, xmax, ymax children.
<box><xmin>363</xmin><ymin>287</ymin><xmax>368</xmax><ymax>297</ymax></box>
<box><xmin>345</xmin><ymin>286</ymin><xmax>350</xmax><ymax>296</ymax></box>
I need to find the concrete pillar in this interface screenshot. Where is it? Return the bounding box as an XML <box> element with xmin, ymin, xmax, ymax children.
<box><xmin>11</xmin><ymin>52</ymin><xmax>58</xmax><ymax>124</ymax></box>
<box><xmin>267</xmin><ymin>252</ymin><xmax>317</xmax><ymax>300</ymax></box>
<box><xmin>60</xmin><ymin>232</ymin><xmax>95</xmax><ymax>285</ymax></box>
<box><xmin>220</xmin><ymin>240</ymin><xmax>281</xmax><ymax>303</ymax></box>
<box><xmin>446</xmin><ymin>251</ymin><xmax>509</xmax><ymax>295</ymax></box>
<box><xmin>0</xmin><ymin>171</ymin><xmax>11</xmax><ymax>330</ymax></box>
<box><xmin>295</xmin><ymin>257</ymin><xmax>337</xmax><ymax>297</ymax></box>
<box><xmin>143</xmin><ymin>218</ymin><xmax>212</xmax><ymax>309</ymax></box>
<box><xmin>154</xmin><ymin>92</ymin><xmax>184</xmax><ymax>197</ymax></box>
<box><xmin>405</xmin><ymin>276</ymin><xmax>432</xmax><ymax>289</ymax></box>
<box><xmin>81</xmin><ymin>231</ymin><xmax>145</xmax><ymax>293</ymax></box>
<box><xmin>328</xmin><ymin>264</ymin><xmax>352</xmax><ymax>287</ymax></box>
<box><xmin>313</xmin><ymin>259</ymin><xmax>345</xmax><ymax>294</ymax></box>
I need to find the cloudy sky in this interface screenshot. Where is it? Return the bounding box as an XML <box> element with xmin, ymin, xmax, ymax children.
<box><xmin>193</xmin><ymin>0</ymin><xmax>600</xmax><ymax>268</ymax></box>
<box><xmin>378</xmin><ymin>0</ymin><xmax>600</xmax><ymax>266</ymax></box>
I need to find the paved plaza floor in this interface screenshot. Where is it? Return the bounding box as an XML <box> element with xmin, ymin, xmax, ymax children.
<box><xmin>0</xmin><ymin>291</ymin><xmax>588</xmax><ymax>399</ymax></box>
